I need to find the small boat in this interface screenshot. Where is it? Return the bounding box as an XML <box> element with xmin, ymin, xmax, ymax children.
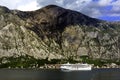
<box><xmin>60</xmin><ymin>63</ymin><xmax>92</xmax><ymax>71</ymax></box>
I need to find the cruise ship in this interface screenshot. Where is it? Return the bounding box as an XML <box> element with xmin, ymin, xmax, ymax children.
<box><xmin>60</xmin><ymin>63</ymin><xmax>92</xmax><ymax>71</ymax></box>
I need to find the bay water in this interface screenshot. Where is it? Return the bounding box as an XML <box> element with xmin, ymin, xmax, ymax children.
<box><xmin>0</xmin><ymin>68</ymin><xmax>120</xmax><ymax>80</ymax></box>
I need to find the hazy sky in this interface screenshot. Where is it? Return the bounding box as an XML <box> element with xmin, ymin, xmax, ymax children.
<box><xmin>0</xmin><ymin>0</ymin><xmax>120</xmax><ymax>21</ymax></box>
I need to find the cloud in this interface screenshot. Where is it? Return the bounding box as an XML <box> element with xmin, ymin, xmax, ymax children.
<box><xmin>17</xmin><ymin>1</ymin><xmax>40</xmax><ymax>11</ymax></box>
<box><xmin>0</xmin><ymin>0</ymin><xmax>39</xmax><ymax>11</ymax></box>
<box><xmin>110</xmin><ymin>0</ymin><xmax>120</xmax><ymax>16</ymax></box>
<box><xmin>0</xmin><ymin>0</ymin><xmax>21</xmax><ymax>9</ymax></box>
<box><xmin>98</xmin><ymin>0</ymin><xmax>113</xmax><ymax>6</ymax></box>
<box><xmin>96</xmin><ymin>0</ymin><xmax>120</xmax><ymax>17</ymax></box>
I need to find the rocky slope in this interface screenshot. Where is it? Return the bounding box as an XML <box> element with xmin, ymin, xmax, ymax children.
<box><xmin>0</xmin><ymin>5</ymin><xmax>120</xmax><ymax>60</ymax></box>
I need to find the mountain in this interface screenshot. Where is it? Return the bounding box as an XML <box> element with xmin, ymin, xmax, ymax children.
<box><xmin>0</xmin><ymin>5</ymin><xmax>120</xmax><ymax>60</ymax></box>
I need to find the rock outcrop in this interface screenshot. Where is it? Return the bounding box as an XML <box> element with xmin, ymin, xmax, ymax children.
<box><xmin>0</xmin><ymin>5</ymin><xmax>120</xmax><ymax>60</ymax></box>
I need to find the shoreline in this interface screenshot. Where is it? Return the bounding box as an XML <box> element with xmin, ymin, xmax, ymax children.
<box><xmin>37</xmin><ymin>63</ymin><xmax>120</xmax><ymax>69</ymax></box>
<box><xmin>0</xmin><ymin>63</ymin><xmax>119</xmax><ymax>69</ymax></box>
<box><xmin>0</xmin><ymin>55</ymin><xmax>120</xmax><ymax>69</ymax></box>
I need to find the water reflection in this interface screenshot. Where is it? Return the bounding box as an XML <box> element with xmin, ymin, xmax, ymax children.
<box><xmin>0</xmin><ymin>69</ymin><xmax>119</xmax><ymax>80</ymax></box>
<box><xmin>93</xmin><ymin>69</ymin><xmax>120</xmax><ymax>80</ymax></box>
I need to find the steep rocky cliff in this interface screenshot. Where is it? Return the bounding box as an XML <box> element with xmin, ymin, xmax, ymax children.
<box><xmin>0</xmin><ymin>5</ymin><xmax>120</xmax><ymax>60</ymax></box>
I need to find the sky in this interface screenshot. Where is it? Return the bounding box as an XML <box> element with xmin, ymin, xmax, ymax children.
<box><xmin>0</xmin><ymin>0</ymin><xmax>120</xmax><ymax>21</ymax></box>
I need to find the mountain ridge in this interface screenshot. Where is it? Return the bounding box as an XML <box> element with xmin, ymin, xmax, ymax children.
<box><xmin>14</xmin><ymin>5</ymin><xmax>102</xmax><ymax>26</ymax></box>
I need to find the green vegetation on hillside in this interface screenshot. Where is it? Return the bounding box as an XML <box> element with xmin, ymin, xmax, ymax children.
<box><xmin>0</xmin><ymin>55</ymin><xmax>61</xmax><ymax>68</ymax></box>
<box><xmin>0</xmin><ymin>55</ymin><xmax>119</xmax><ymax>68</ymax></box>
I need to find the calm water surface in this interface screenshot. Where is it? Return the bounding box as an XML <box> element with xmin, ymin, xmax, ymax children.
<box><xmin>0</xmin><ymin>68</ymin><xmax>120</xmax><ymax>80</ymax></box>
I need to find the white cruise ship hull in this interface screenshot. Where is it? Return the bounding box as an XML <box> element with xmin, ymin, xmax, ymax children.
<box><xmin>60</xmin><ymin>63</ymin><xmax>92</xmax><ymax>71</ymax></box>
